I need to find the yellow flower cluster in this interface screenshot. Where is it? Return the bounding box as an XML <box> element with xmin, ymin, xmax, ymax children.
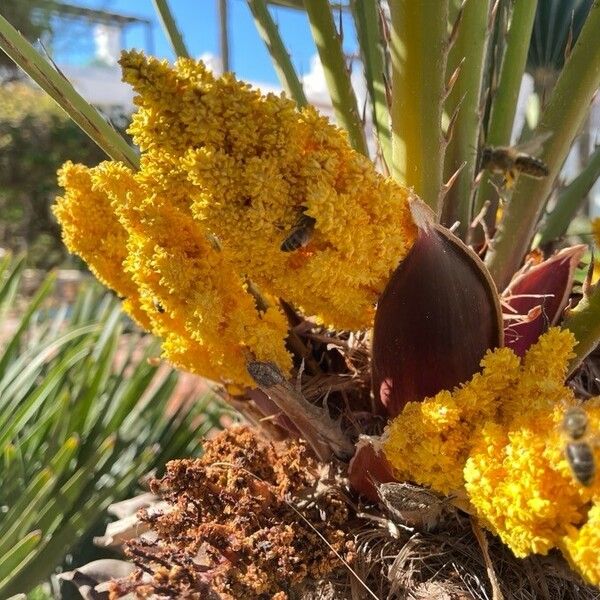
<box><xmin>55</xmin><ymin>161</ymin><xmax>291</xmax><ymax>390</ymax></box>
<box><xmin>382</xmin><ymin>328</ymin><xmax>600</xmax><ymax>584</ymax></box>
<box><xmin>54</xmin><ymin>50</ymin><xmax>415</xmax><ymax>389</ymax></box>
<box><xmin>54</xmin><ymin>163</ymin><xmax>150</xmax><ymax>330</ymax></box>
<box><xmin>382</xmin><ymin>343</ymin><xmax>523</xmax><ymax>493</ymax></box>
<box><xmin>119</xmin><ymin>50</ymin><xmax>415</xmax><ymax>330</ymax></box>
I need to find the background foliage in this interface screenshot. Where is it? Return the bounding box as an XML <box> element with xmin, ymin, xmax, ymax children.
<box><xmin>0</xmin><ymin>84</ymin><xmax>107</xmax><ymax>268</ymax></box>
<box><xmin>0</xmin><ymin>256</ymin><xmax>227</xmax><ymax>597</ymax></box>
<box><xmin>0</xmin><ymin>0</ymin><xmax>55</xmax><ymax>72</ymax></box>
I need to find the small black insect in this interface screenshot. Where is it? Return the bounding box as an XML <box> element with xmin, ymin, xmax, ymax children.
<box><xmin>280</xmin><ymin>212</ymin><xmax>316</xmax><ymax>252</ymax></box>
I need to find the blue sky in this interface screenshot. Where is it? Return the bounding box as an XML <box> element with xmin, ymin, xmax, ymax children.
<box><xmin>51</xmin><ymin>0</ymin><xmax>357</xmax><ymax>86</ymax></box>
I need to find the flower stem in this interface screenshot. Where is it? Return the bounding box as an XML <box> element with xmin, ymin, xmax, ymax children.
<box><xmin>389</xmin><ymin>0</ymin><xmax>449</xmax><ymax>216</ymax></box>
<box><xmin>441</xmin><ymin>0</ymin><xmax>491</xmax><ymax>237</ymax></box>
<box><xmin>0</xmin><ymin>13</ymin><xmax>138</xmax><ymax>169</ymax></box>
<box><xmin>248</xmin><ymin>0</ymin><xmax>308</xmax><ymax>106</ymax></box>
<box><xmin>151</xmin><ymin>0</ymin><xmax>190</xmax><ymax>59</ymax></box>
<box><xmin>350</xmin><ymin>0</ymin><xmax>392</xmax><ymax>169</ymax></box>
<box><xmin>303</xmin><ymin>0</ymin><xmax>368</xmax><ymax>155</ymax></box>
<box><xmin>473</xmin><ymin>0</ymin><xmax>538</xmax><ymax>230</ymax></box>
<box><xmin>485</xmin><ymin>0</ymin><xmax>600</xmax><ymax>290</ymax></box>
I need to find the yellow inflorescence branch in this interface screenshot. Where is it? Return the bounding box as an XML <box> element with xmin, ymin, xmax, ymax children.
<box><xmin>54</xmin><ymin>50</ymin><xmax>416</xmax><ymax>390</ymax></box>
<box><xmin>382</xmin><ymin>327</ymin><xmax>600</xmax><ymax>585</ymax></box>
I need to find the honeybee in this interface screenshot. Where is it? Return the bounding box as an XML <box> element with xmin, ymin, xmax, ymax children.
<box><xmin>562</xmin><ymin>406</ymin><xmax>596</xmax><ymax>487</ymax></box>
<box><xmin>280</xmin><ymin>210</ymin><xmax>316</xmax><ymax>252</ymax></box>
<box><xmin>480</xmin><ymin>131</ymin><xmax>551</xmax><ymax>189</ymax></box>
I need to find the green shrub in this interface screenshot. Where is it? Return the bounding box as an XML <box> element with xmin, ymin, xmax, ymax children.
<box><xmin>0</xmin><ymin>256</ymin><xmax>227</xmax><ymax>597</ymax></box>
<box><xmin>0</xmin><ymin>83</ymin><xmax>115</xmax><ymax>269</ymax></box>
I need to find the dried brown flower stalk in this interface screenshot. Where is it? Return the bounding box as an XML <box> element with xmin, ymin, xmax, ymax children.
<box><xmin>108</xmin><ymin>426</ymin><xmax>355</xmax><ymax>599</ymax></box>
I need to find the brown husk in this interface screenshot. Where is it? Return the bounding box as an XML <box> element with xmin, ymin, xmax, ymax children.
<box><xmin>107</xmin><ymin>426</ymin><xmax>355</xmax><ymax>600</ymax></box>
<box><xmin>372</xmin><ymin>199</ymin><xmax>504</xmax><ymax>417</ymax></box>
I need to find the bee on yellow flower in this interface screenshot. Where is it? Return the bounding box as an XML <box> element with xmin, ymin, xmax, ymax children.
<box><xmin>383</xmin><ymin>328</ymin><xmax>600</xmax><ymax>585</ymax></box>
<box><xmin>54</xmin><ymin>50</ymin><xmax>416</xmax><ymax>390</ymax></box>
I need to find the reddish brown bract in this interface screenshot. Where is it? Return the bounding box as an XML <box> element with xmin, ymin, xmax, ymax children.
<box><xmin>372</xmin><ymin>203</ymin><xmax>503</xmax><ymax>417</ymax></box>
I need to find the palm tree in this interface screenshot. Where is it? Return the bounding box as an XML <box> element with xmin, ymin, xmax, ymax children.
<box><xmin>1</xmin><ymin>1</ymin><xmax>600</xmax><ymax>597</ymax></box>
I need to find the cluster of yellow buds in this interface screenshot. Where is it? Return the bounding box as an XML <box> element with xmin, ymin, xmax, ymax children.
<box><xmin>383</xmin><ymin>328</ymin><xmax>600</xmax><ymax>584</ymax></box>
<box><xmin>54</xmin><ymin>51</ymin><xmax>415</xmax><ymax>390</ymax></box>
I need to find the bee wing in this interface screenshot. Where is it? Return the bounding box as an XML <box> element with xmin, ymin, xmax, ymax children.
<box><xmin>514</xmin><ymin>131</ymin><xmax>553</xmax><ymax>155</ymax></box>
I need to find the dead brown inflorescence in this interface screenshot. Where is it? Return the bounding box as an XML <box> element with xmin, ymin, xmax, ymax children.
<box><xmin>109</xmin><ymin>426</ymin><xmax>355</xmax><ymax>599</ymax></box>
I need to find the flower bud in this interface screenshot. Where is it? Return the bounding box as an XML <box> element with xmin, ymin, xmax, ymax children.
<box><xmin>372</xmin><ymin>199</ymin><xmax>503</xmax><ymax>417</ymax></box>
<box><xmin>348</xmin><ymin>437</ymin><xmax>396</xmax><ymax>502</ymax></box>
<box><xmin>502</xmin><ymin>245</ymin><xmax>585</xmax><ymax>356</ymax></box>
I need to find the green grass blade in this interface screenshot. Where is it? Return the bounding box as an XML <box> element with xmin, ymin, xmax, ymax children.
<box><xmin>0</xmin><ymin>325</ymin><xmax>99</xmax><ymax>405</ymax></box>
<box><xmin>102</xmin><ymin>353</ymin><xmax>157</xmax><ymax>435</ymax></box>
<box><xmin>0</xmin><ymin>255</ymin><xmax>26</xmax><ymax>319</ymax></box>
<box><xmin>68</xmin><ymin>283</ymin><xmax>96</xmax><ymax>325</ymax></box>
<box><xmin>77</xmin><ymin>344</ymin><xmax>156</xmax><ymax>463</ymax></box>
<box><xmin>1</xmin><ymin>444</ymin><xmax>20</xmax><ymax>497</ymax></box>
<box><xmin>441</xmin><ymin>0</ymin><xmax>491</xmax><ymax>237</ymax></box>
<box><xmin>0</xmin><ymin>341</ymin><xmax>94</xmax><ymax>446</ymax></box>
<box><xmin>538</xmin><ymin>144</ymin><xmax>600</xmax><ymax>244</ymax></box>
<box><xmin>2</xmin><ymin>449</ymin><xmax>152</xmax><ymax>597</ymax></box>
<box><xmin>0</xmin><ymin>531</ymin><xmax>41</xmax><ymax>583</ymax></box>
<box><xmin>149</xmin><ymin>410</ymin><xmax>192</xmax><ymax>465</ymax></box>
<box><xmin>486</xmin><ymin>0</ymin><xmax>600</xmax><ymax>289</ymax></box>
<box><xmin>0</xmin><ymin>254</ymin><xmax>12</xmax><ymax>285</ymax></box>
<box><xmin>37</xmin><ymin>391</ymin><xmax>72</xmax><ymax>458</ymax></box>
<box><xmin>248</xmin><ymin>0</ymin><xmax>307</xmax><ymax>106</ymax></box>
<box><xmin>121</xmin><ymin>371</ymin><xmax>178</xmax><ymax>437</ymax></box>
<box><xmin>0</xmin><ymin>474</ymin><xmax>57</xmax><ymax>554</ymax></box>
<box><xmin>0</xmin><ymin>273</ymin><xmax>55</xmax><ymax>375</ymax></box>
<box><xmin>78</xmin><ymin>338</ymin><xmax>121</xmax><ymax>436</ymax></box>
<box><xmin>89</xmin><ymin>303</ymin><xmax>122</xmax><ymax>362</ymax></box>
<box><xmin>0</xmin><ymin>14</ymin><xmax>138</xmax><ymax>169</ymax></box>
<box><xmin>350</xmin><ymin>0</ymin><xmax>392</xmax><ymax>170</ymax></box>
<box><xmin>0</xmin><ymin>469</ymin><xmax>54</xmax><ymax>540</ymax></box>
<box><xmin>389</xmin><ymin>0</ymin><xmax>449</xmax><ymax>214</ymax></box>
<box><xmin>0</xmin><ymin>443</ymin><xmax>27</xmax><ymax>505</ymax></box>
<box><xmin>156</xmin><ymin>405</ymin><xmax>211</xmax><ymax>463</ymax></box>
<box><xmin>34</xmin><ymin>437</ymin><xmax>116</xmax><ymax>537</ymax></box>
<box><xmin>21</xmin><ymin>403</ymin><xmax>64</xmax><ymax>462</ymax></box>
<box><xmin>151</xmin><ymin>0</ymin><xmax>190</xmax><ymax>59</ymax></box>
<box><xmin>48</xmin><ymin>435</ymin><xmax>80</xmax><ymax>474</ymax></box>
<box><xmin>43</xmin><ymin>302</ymin><xmax>69</xmax><ymax>341</ymax></box>
<box><xmin>303</xmin><ymin>0</ymin><xmax>368</xmax><ymax>155</ymax></box>
<box><xmin>67</xmin><ymin>307</ymin><xmax>122</xmax><ymax>435</ymax></box>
